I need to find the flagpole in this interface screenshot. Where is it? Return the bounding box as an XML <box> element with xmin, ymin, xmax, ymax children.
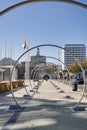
<box><xmin>25</xmin><ymin>38</ymin><xmax>30</xmax><ymax>81</ymax></box>
<box><xmin>0</xmin><ymin>44</ymin><xmax>2</xmax><ymax>81</ymax></box>
<box><xmin>0</xmin><ymin>41</ymin><xmax>3</xmax><ymax>81</ymax></box>
<box><xmin>5</xmin><ymin>39</ymin><xmax>7</xmax><ymax>58</ymax></box>
<box><xmin>22</xmin><ymin>38</ymin><xmax>30</xmax><ymax>96</ymax></box>
<box><xmin>10</xmin><ymin>41</ymin><xmax>12</xmax><ymax>65</ymax></box>
<box><xmin>10</xmin><ymin>40</ymin><xmax>13</xmax><ymax>81</ymax></box>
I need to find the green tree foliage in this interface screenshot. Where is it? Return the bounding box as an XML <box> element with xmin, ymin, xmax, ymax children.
<box><xmin>68</xmin><ymin>60</ymin><xmax>81</xmax><ymax>73</ymax></box>
<box><xmin>68</xmin><ymin>59</ymin><xmax>87</xmax><ymax>74</ymax></box>
<box><xmin>82</xmin><ymin>60</ymin><xmax>87</xmax><ymax>69</ymax></box>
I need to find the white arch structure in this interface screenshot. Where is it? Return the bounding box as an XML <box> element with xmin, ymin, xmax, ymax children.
<box><xmin>0</xmin><ymin>0</ymin><xmax>87</xmax><ymax>16</ymax></box>
<box><xmin>25</xmin><ymin>55</ymin><xmax>70</xmax><ymax>92</ymax></box>
<box><xmin>0</xmin><ymin>0</ymin><xmax>86</xmax><ymax>111</ymax></box>
<box><xmin>30</xmin><ymin>56</ymin><xmax>72</xmax><ymax>95</ymax></box>
<box><xmin>10</xmin><ymin>44</ymin><xmax>86</xmax><ymax>111</ymax></box>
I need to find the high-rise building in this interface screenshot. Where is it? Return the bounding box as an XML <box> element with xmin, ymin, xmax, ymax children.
<box><xmin>63</xmin><ymin>44</ymin><xmax>86</xmax><ymax>68</ymax></box>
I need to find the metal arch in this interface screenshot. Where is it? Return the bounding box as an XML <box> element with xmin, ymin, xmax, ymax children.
<box><xmin>32</xmin><ymin>67</ymin><xmax>41</xmax><ymax>84</ymax></box>
<box><xmin>30</xmin><ymin>67</ymin><xmax>40</xmax><ymax>87</ymax></box>
<box><xmin>46</xmin><ymin>56</ymin><xmax>72</xmax><ymax>88</ymax></box>
<box><xmin>10</xmin><ymin>44</ymin><xmax>86</xmax><ymax>110</ymax></box>
<box><xmin>32</xmin><ymin>64</ymin><xmax>56</xmax><ymax>80</ymax></box>
<box><xmin>29</xmin><ymin>56</ymin><xmax>71</xmax><ymax>93</ymax></box>
<box><xmin>33</xmin><ymin>68</ymin><xmax>43</xmax><ymax>80</ymax></box>
<box><xmin>31</xmin><ymin>67</ymin><xmax>46</xmax><ymax>91</ymax></box>
<box><xmin>33</xmin><ymin>68</ymin><xmax>45</xmax><ymax>90</ymax></box>
<box><xmin>30</xmin><ymin>64</ymin><xmax>46</xmax><ymax>87</ymax></box>
<box><xmin>32</xmin><ymin>65</ymin><xmax>56</xmax><ymax>82</ymax></box>
<box><xmin>27</xmin><ymin>62</ymin><xmax>57</xmax><ymax>94</ymax></box>
<box><xmin>46</xmin><ymin>56</ymin><xmax>70</xmax><ymax>76</ymax></box>
<box><xmin>0</xmin><ymin>0</ymin><xmax>87</xmax><ymax>16</ymax></box>
<box><xmin>26</xmin><ymin>66</ymin><xmax>44</xmax><ymax>95</ymax></box>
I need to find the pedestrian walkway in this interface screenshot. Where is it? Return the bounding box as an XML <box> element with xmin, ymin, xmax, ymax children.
<box><xmin>0</xmin><ymin>80</ymin><xmax>87</xmax><ymax>130</ymax></box>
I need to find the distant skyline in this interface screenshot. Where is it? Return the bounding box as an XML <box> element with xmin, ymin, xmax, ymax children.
<box><xmin>0</xmin><ymin>0</ymin><xmax>87</xmax><ymax>64</ymax></box>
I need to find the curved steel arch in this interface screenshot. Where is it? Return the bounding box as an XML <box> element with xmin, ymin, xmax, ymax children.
<box><xmin>32</xmin><ymin>63</ymin><xmax>57</xmax><ymax>80</ymax></box>
<box><xmin>0</xmin><ymin>0</ymin><xmax>87</xmax><ymax>16</ymax></box>
<box><xmin>46</xmin><ymin>56</ymin><xmax>70</xmax><ymax>77</ymax></box>
<box><xmin>31</xmin><ymin>56</ymin><xmax>71</xmax><ymax>83</ymax></box>
<box><xmin>29</xmin><ymin>56</ymin><xmax>71</xmax><ymax>96</ymax></box>
<box><xmin>30</xmin><ymin>63</ymin><xmax>56</xmax><ymax>88</ymax></box>
<box><xmin>10</xmin><ymin>44</ymin><xmax>86</xmax><ymax>110</ymax></box>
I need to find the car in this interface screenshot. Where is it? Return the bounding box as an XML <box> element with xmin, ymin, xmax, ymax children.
<box><xmin>43</xmin><ymin>75</ymin><xmax>49</xmax><ymax>81</ymax></box>
<box><xmin>75</xmin><ymin>78</ymin><xmax>84</xmax><ymax>84</ymax></box>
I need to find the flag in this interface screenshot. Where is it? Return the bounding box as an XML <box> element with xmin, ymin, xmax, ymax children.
<box><xmin>22</xmin><ymin>40</ymin><xmax>27</xmax><ymax>49</ymax></box>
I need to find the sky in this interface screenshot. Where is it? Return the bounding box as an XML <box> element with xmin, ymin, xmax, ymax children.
<box><xmin>0</xmin><ymin>0</ymin><xmax>87</xmax><ymax>64</ymax></box>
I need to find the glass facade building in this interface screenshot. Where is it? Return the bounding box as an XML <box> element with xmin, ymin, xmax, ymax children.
<box><xmin>64</xmin><ymin>44</ymin><xmax>86</xmax><ymax>66</ymax></box>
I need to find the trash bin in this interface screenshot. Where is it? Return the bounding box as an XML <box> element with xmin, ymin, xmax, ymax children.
<box><xmin>72</xmin><ymin>81</ymin><xmax>77</xmax><ymax>91</ymax></box>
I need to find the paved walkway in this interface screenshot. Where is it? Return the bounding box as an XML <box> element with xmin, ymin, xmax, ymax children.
<box><xmin>0</xmin><ymin>80</ymin><xmax>87</xmax><ymax>130</ymax></box>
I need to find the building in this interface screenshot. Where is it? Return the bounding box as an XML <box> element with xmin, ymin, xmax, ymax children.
<box><xmin>0</xmin><ymin>65</ymin><xmax>17</xmax><ymax>81</ymax></box>
<box><xmin>0</xmin><ymin>58</ymin><xmax>17</xmax><ymax>81</ymax></box>
<box><xmin>30</xmin><ymin>48</ymin><xmax>46</xmax><ymax>66</ymax></box>
<box><xmin>63</xmin><ymin>44</ymin><xmax>86</xmax><ymax>68</ymax></box>
<box><xmin>17</xmin><ymin>48</ymin><xmax>46</xmax><ymax>79</ymax></box>
<box><xmin>17</xmin><ymin>62</ymin><xmax>25</xmax><ymax>79</ymax></box>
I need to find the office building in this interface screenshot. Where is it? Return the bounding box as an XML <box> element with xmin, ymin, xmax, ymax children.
<box><xmin>63</xmin><ymin>44</ymin><xmax>86</xmax><ymax>67</ymax></box>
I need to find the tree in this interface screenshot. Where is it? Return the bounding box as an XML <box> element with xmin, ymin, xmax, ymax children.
<box><xmin>68</xmin><ymin>60</ymin><xmax>81</xmax><ymax>73</ymax></box>
<box><xmin>82</xmin><ymin>60</ymin><xmax>87</xmax><ymax>70</ymax></box>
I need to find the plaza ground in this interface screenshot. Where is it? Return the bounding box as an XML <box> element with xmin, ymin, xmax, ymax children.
<box><xmin>0</xmin><ymin>79</ymin><xmax>87</xmax><ymax>130</ymax></box>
